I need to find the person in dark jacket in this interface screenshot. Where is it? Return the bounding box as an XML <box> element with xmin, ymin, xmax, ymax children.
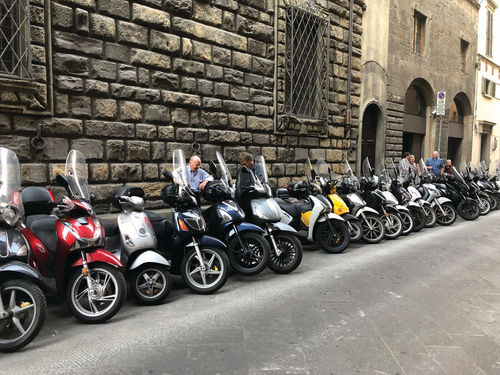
<box><xmin>235</xmin><ymin>152</ymin><xmax>256</xmax><ymax>220</ymax></box>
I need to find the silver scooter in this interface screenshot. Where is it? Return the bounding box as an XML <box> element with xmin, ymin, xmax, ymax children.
<box><xmin>102</xmin><ymin>186</ymin><xmax>171</xmax><ymax>305</ymax></box>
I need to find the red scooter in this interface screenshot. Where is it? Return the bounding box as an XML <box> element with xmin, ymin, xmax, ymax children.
<box><xmin>21</xmin><ymin>150</ymin><xmax>126</xmax><ymax>323</ymax></box>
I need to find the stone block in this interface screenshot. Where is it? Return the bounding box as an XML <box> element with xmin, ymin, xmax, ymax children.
<box><xmin>53</xmin><ymin>53</ymin><xmax>88</xmax><ymax>76</ymax></box>
<box><xmin>181</xmin><ymin>77</ymin><xmax>197</xmax><ymax>93</ymax></box>
<box><xmin>214</xmin><ymin>82</ymin><xmax>230</xmax><ymax>98</ymax></box>
<box><xmin>192</xmin><ymin>40</ymin><xmax>211</xmax><ymax>62</ymax></box>
<box><xmin>172</xmin><ymin>58</ymin><xmax>204</xmax><ymax>77</ymax></box>
<box><xmin>72</xmin><ymin>138</ymin><xmax>104</xmax><ymax>159</ymax></box>
<box><xmin>202</xmin><ymin>98</ymin><xmax>222</xmax><ymax>109</ymax></box>
<box><xmin>94</xmin><ymin>98</ymin><xmax>117</xmax><ymax>119</ymax></box>
<box><xmin>285</xmin><ymin>163</ymin><xmax>296</xmax><ymax>176</ymax></box>
<box><xmin>162</xmin><ymin>90</ymin><xmax>201</xmax><ymax>108</ymax></box>
<box><xmin>71</xmin><ymin>96</ymin><xmax>92</xmax><ymax>118</ymax></box>
<box><xmin>105</xmin><ymin>42</ymin><xmax>130</xmax><ymax>63</ymax></box>
<box><xmin>158</xmin><ymin>125</ymin><xmax>175</xmax><ymax>140</ymax></box>
<box><xmin>110</xmin><ymin>163</ymin><xmax>142</xmax><ymax>181</ymax></box>
<box><xmin>236</xmin><ymin>15</ymin><xmax>273</xmax><ymax>43</ymax></box>
<box><xmin>55</xmin><ymin>76</ymin><xmax>84</xmax><ymax>92</ymax></box>
<box><xmin>118</xmin><ymin>65</ymin><xmax>137</xmax><ymax>84</ymax></box>
<box><xmin>106</xmin><ymin>140</ymin><xmax>124</xmax><ymax>160</ymax></box>
<box><xmin>197</xmin><ymin>79</ymin><xmax>213</xmax><ymax>96</ymax></box>
<box><xmin>164</xmin><ymin>0</ymin><xmax>192</xmax><ymax>15</ymax></box>
<box><xmin>85</xmin><ymin>79</ymin><xmax>108</xmax><ymax>96</ymax></box>
<box><xmin>42</xmin><ymin>118</ymin><xmax>83</xmax><ymax>135</ymax></box>
<box><xmin>151</xmin><ymin>30</ymin><xmax>181</xmax><ymax>53</ymax></box>
<box><xmin>171</xmin><ymin>107</ymin><xmax>190</xmax><ymax>126</ymax></box>
<box><xmin>0</xmin><ymin>136</ymin><xmax>30</xmax><ymax>160</ymax></box>
<box><xmin>90</xmin><ymin>59</ymin><xmax>117</xmax><ymax>81</ymax></box>
<box><xmin>0</xmin><ymin>114</ymin><xmax>10</xmax><ymax>133</ymax></box>
<box><xmin>131</xmin><ymin>49</ymin><xmax>171</xmax><ymax>70</ymax></box>
<box><xmin>309</xmin><ymin>148</ymin><xmax>326</xmax><ymax>161</ymax></box>
<box><xmin>209</xmin><ymin>129</ymin><xmax>240</xmax><ymax>143</ymax></box>
<box><xmin>165</xmin><ymin>142</ymin><xmax>192</xmax><ymax>160</ymax></box>
<box><xmin>90</xmin><ymin>163</ymin><xmax>109</xmax><ymax>181</ymax></box>
<box><xmin>75</xmin><ymin>8</ymin><xmax>89</xmax><ymax>33</ymax></box>
<box><xmin>138</xmin><ymin>68</ymin><xmax>149</xmax><ymax>87</ymax></box>
<box><xmin>247</xmin><ymin>116</ymin><xmax>272</xmax><ymax>131</ymax></box>
<box><xmin>222</xmin><ymin>10</ymin><xmax>235</xmax><ymax>31</ymax></box>
<box><xmin>262</xmin><ymin>146</ymin><xmax>276</xmax><ymax>161</ymax></box>
<box><xmin>51</xmin><ymin>2</ymin><xmax>73</xmax><ymax>29</ymax></box>
<box><xmin>223</xmin><ymin>68</ymin><xmax>244</xmax><ymax>84</ymax></box>
<box><xmin>120</xmin><ymin>101</ymin><xmax>142</xmax><ymax>121</ymax></box>
<box><xmin>144</xmin><ymin>104</ymin><xmax>170</xmax><ymax>123</ymax></box>
<box><xmin>230</xmin><ymin>86</ymin><xmax>250</xmax><ymax>101</ymax></box>
<box><xmin>151</xmin><ymin>142</ymin><xmax>166</xmax><ymax>160</ymax></box>
<box><xmin>233</xmin><ymin>51</ymin><xmax>252</xmax><ymax>71</ymax></box>
<box><xmin>117</xmin><ymin>21</ymin><xmax>148</xmax><ymax>47</ymax></box>
<box><xmin>98</xmin><ymin>0</ymin><xmax>129</xmax><ymax>19</ymax></box>
<box><xmin>213</xmin><ymin>47</ymin><xmax>231</xmax><ymax>66</ymax></box>
<box><xmin>326</xmin><ymin>149</ymin><xmax>343</xmax><ymax>162</ymax></box>
<box><xmin>151</xmin><ymin>72</ymin><xmax>179</xmax><ymax>90</ymax></box>
<box><xmin>132</xmin><ymin>3</ymin><xmax>170</xmax><ymax>30</ymax></box>
<box><xmin>299</xmin><ymin>137</ymin><xmax>319</xmax><ymax>147</ymax></box>
<box><xmin>86</xmin><ymin>121</ymin><xmax>135</xmax><ymax>138</ymax></box>
<box><xmin>21</xmin><ymin>164</ymin><xmax>48</xmax><ymax>184</ymax></box>
<box><xmin>40</xmin><ymin>138</ymin><xmax>70</xmax><ymax>161</ymax></box>
<box><xmin>252</xmin><ymin>133</ymin><xmax>269</xmax><ymax>144</ymax></box>
<box><xmin>252</xmin><ymin>56</ymin><xmax>273</xmax><ymax>76</ymax></box>
<box><xmin>136</xmin><ymin>124</ymin><xmax>157</xmax><ymax>139</ymax></box>
<box><xmin>127</xmin><ymin>140</ymin><xmax>150</xmax><ymax>161</ymax></box>
<box><xmin>143</xmin><ymin>164</ymin><xmax>159</xmax><ymax>180</ymax></box>
<box><xmin>294</xmin><ymin>148</ymin><xmax>308</xmax><ymax>162</ymax></box>
<box><xmin>55</xmin><ymin>92</ymin><xmax>69</xmax><ymax>115</ymax></box>
<box><xmin>193</xmin><ymin>1</ymin><xmax>222</xmax><ymax>26</ymax></box>
<box><xmin>201</xmin><ymin>112</ymin><xmax>228</xmax><ymax>128</ymax></box>
<box><xmin>248</xmin><ymin>38</ymin><xmax>266</xmax><ymax>56</ymax></box>
<box><xmin>206</xmin><ymin>65</ymin><xmax>223</xmax><ymax>79</ymax></box>
<box><xmin>223</xmin><ymin>146</ymin><xmax>247</xmax><ymax>162</ymax></box>
<box><xmin>272</xmin><ymin>163</ymin><xmax>285</xmax><ymax>176</ymax></box>
<box><xmin>53</xmin><ymin>31</ymin><xmax>103</xmax><ymax>56</ymax></box>
<box><xmin>89</xmin><ymin>13</ymin><xmax>115</xmax><ymax>39</ymax></box>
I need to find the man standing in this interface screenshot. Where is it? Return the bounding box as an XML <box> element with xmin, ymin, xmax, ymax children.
<box><xmin>425</xmin><ymin>151</ymin><xmax>444</xmax><ymax>175</ymax></box>
<box><xmin>186</xmin><ymin>155</ymin><xmax>213</xmax><ymax>192</ymax></box>
<box><xmin>399</xmin><ymin>152</ymin><xmax>410</xmax><ymax>173</ymax></box>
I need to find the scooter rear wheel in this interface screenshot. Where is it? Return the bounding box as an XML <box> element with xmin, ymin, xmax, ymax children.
<box><xmin>131</xmin><ymin>265</ymin><xmax>171</xmax><ymax>305</ymax></box>
<box><xmin>409</xmin><ymin>207</ymin><xmax>426</xmax><ymax>232</ymax></box>
<box><xmin>399</xmin><ymin>210</ymin><xmax>414</xmax><ymax>235</ymax></box>
<box><xmin>315</xmin><ymin>220</ymin><xmax>350</xmax><ymax>253</ymax></box>
<box><xmin>347</xmin><ymin>219</ymin><xmax>363</xmax><ymax>242</ymax></box>
<box><xmin>458</xmin><ymin>200</ymin><xmax>480</xmax><ymax>220</ymax></box>
<box><xmin>268</xmin><ymin>232</ymin><xmax>303</xmax><ymax>274</ymax></box>
<box><xmin>67</xmin><ymin>264</ymin><xmax>127</xmax><ymax>324</ymax></box>
<box><xmin>181</xmin><ymin>247</ymin><xmax>229</xmax><ymax>294</ymax></box>
<box><xmin>0</xmin><ymin>280</ymin><xmax>46</xmax><ymax>352</ymax></box>
<box><xmin>228</xmin><ymin>232</ymin><xmax>270</xmax><ymax>276</ymax></box>
<box><xmin>478</xmin><ymin>197</ymin><xmax>491</xmax><ymax>215</ymax></box>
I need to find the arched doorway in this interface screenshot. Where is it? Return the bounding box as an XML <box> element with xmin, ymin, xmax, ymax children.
<box><xmin>403</xmin><ymin>79</ymin><xmax>433</xmax><ymax>161</ymax></box>
<box><xmin>361</xmin><ymin>103</ymin><xmax>383</xmax><ymax>167</ymax></box>
<box><xmin>447</xmin><ymin>93</ymin><xmax>472</xmax><ymax>165</ymax></box>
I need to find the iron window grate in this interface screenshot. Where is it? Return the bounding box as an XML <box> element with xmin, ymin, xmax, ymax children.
<box><xmin>284</xmin><ymin>5</ymin><xmax>329</xmax><ymax>120</ymax></box>
<box><xmin>0</xmin><ymin>0</ymin><xmax>32</xmax><ymax>79</ymax></box>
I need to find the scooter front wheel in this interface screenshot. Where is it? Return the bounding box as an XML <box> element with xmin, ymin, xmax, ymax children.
<box><xmin>181</xmin><ymin>247</ymin><xmax>229</xmax><ymax>294</ymax></box>
<box><xmin>0</xmin><ymin>280</ymin><xmax>46</xmax><ymax>352</ymax></box>
<box><xmin>228</xmin><ymin>232</ymin><xmax>270</xmax><ymax>276</ymax></box>
<box><xmin>458</xmin><ymin>200</ymin><xmax>480</xmax><ymax>220</ymax></box>
<box><xmin>422</xmin><ymin>205</ymin><xmax>437</xmax><ymax>227</ymax></box>
<box><xmin>381</xmin><ymin>212</ymin><xmax>403</xmax><ymax>240</ymax></box>
<box><xmin>361</xmin><ymin>214</ymin><xmax>385</xmax><ymax>244</ymax></box>
<box><xmin>399</xmin><ymin>210</ymin><xmax>414</xmax><ymax>235</ymax></box>
<box><xmin>67</xmin><ymin>264</ymin><xmax>127</xmax><ymax>324</ymax></box>
<box><xmin>315</xmin><ymin>220</ymin><xmax>350</xmax><ymax>253</ymax></box>
<box><xmin>131</xmin><ymin>265</ymin><xmax>171</xmax><ymax>305</ymax></box>
<box><xmin>409</xmin><ymin>207</ymin><xmax>426</xmax><ymax>232</ymax></box>
<box><xmin>435</xmin><ymin>202</ymin><xmax>457</xmax><ymax>226</ymax></box>
<box><xmin>478</xmin><ymin>197</ymin><xmax>491</xmax><ymax>215</ymax></box>
<box><xmin>268</xmin><ymin>232</ymin><xmax>303</xmax><ymax>274</ymax></box>
<box><xmin>347</xmin><ymin>219</ymin><xmax>363</xmax><ymax>242</ymax></box>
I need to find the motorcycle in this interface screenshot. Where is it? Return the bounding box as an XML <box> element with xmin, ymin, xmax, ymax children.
<box><xmin>21</xmin><ymin>150</ymin><xmax>127</xmax><ymax>323</ymax></box>
<box><xmin>203</xmin><ymin>151</ymin><xmax>270</xmax><ymax>276</ymax></box>
<box><xmin>336</xmin><ymin>161</ymin><xmax>385</xmax><ymax>244</ymax></box>
<box><xmin>475</xmin><ymin>161</ymin><xmax>499</xmax><ymax>211</ymax></box>
<box><xmin>315</xmin><ymin>160</ymin><xmax>363</xmax><ymax>243</ymax></box>
<box><xmin>407</xmin><ymin>169</ymin><xmax>437</xmax><ymax>228</ymax></box>
<box><xmin>461</xmin><ymin>162</ymin><xmax>490</xmax><ymax>216</ymax></box>
<box><xmin>158</xmin><ymin>148</ymin><xmax>230</xmax><ymax>294</ymax></box>
<box><xmin>0</xmin><ymin>147</ymin><xmax>47</xmax><ymax>351</ymax></box>
<box><xmin>274</xmin><ymin>159</ymin><xmax>350</xmax><ymax>253</ymax></box>
<box><xmin>360</xmin><ymin>158</ymin><xmax>403</xmax><ymax>240</ymax></box>
<box><xmin>236</xmin><ymin>156</ymin><xmax>303</xmax><ymax>273</ymax></box>
<box><xmin>100</xmin><ymin>186</ymin><xmax>172</xmax><ymax>305</ymax></box>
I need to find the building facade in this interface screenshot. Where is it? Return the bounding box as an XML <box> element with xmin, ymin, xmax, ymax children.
<box><xmin>360</xmin><ymin>0</ymin><xmax>479</xmax><ymax>170</ymax></box>
<box><xmin>0</xmin><ymin>0</ymin><xmax>364</xmax><ymax>212</ymax></box>
<box><xmin>472</xmin><ymin>0</ymin><xmax>500</xmax><ymax>170</ymax></box>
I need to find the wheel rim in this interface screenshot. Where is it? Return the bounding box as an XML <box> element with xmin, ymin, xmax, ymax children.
<box><xmin>362</xmin><ymin>217</ymin><xmax>383</xmax><ymax>240</ymax></box>
<box><xmin>185</xmin><ymin>249</ymin><xmax>224</xmax><ymax>290</ymax></box>
<box><xmin>423</xmin><ymin>206</ymin><xmax>435</xmax><ymax>225</ymax></box>
<box><xmin>479</xmin><ymin>198</ymin><xmax>490</xmax><ymax>214</ymax></box>
<box><xmin>436</xmin><ymin>205</ymin><xmax>455</xmax><ymax>223</ymax></box>
<box><xmin>462</xmin><ymin>202</ymin><xmax>479</xmax><ymax>218</ymax></box>
<box><xmin>135</xmin><ymin>268</ymin><xmax>167</xmax><ymax>300</ymax></box>
<box><xmin>319</xmin><ymin>223</ymin><xmax>346</xmax><ymax>248</ymax></box>
<box><xmin>401</xmin><ymin>212</ymin><xmax>413</xmax><ymax>232</ymax></box>
<box><xmin>270</xmin><ymin>235</ymin><xmax>296</xmax><ymax>268</ymax></box>
<box><xmin>232</xmin><ymin>236</ymin><xmax>265</xmax><ymax>269</ymax></box>
<box><xmin>383</xmin><ymin>214</ymin><xmax>401</xmax><ymax>235</ymax></box>
<box><xmin>0</xmin><ymin>285</ymin><xmax>37</xmax><ymax>345</ymax></box>
<box><xmin>349</xmin><ymin>221</ymin><xmax>362</xmax><ymax>240</ymax></box>
<box><xmin>70</xmin><ymin>267</ymin><xmax>120</xmax><ymax>318</ymax></box>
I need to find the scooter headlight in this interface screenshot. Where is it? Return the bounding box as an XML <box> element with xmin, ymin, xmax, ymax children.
<box><xmin>0</xmin><ymin>205</ymin><xmax>19</xmax><ymax>227</ymax></box>
<box><xmin>218</xmin><ymin>209</ymin><xmax>233</xmax><ymax>224</ymax></box>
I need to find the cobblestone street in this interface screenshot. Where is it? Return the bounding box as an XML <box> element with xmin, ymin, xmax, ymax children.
<box><xmin>1</xmin><ymin>211</ymin><xmax>499</xmax><ymax>374</ymax></box>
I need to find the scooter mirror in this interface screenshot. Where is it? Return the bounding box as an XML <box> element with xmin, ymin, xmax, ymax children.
<box><xmin>209</xmin><ymin>160</ymin><xmax>218</xmax><ymax>178</ymax></box>
<box><xmin>56</xmin><ymin>174</ymin><xmax>69</xmax><ymax>188</ymax></box>
<box><xmin>89</xmin><ymin>193</ymin><xmax>96</xmax><ymax>202</ymax></box>
<box><xmin>311</xmin><ymin>168</ymin><xmax>317</xmax><ymax>179</ymax></box>
<box><xmin>162</xmin><ymin>169</ymin><xmax>174</xmax><ymax>182</ymax></box>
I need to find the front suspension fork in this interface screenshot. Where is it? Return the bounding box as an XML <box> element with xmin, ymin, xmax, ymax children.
<box><xmin>233</xmin><ymin>224</ymin><xmax>249</xmax><ymax>254</ymax></box>
<box><xmin>0</xmin><ymin>286</ymin><xmax>7</xmax><ymax>319</ymax></box>
<box><xmin>192</xmin><ymin>238</ymin><xmax>207</xmax><ymax>271</ymax></box>
<box><xmin>266</xmin><ymin>225</ymin><xmax>282</xmax><ymax>257</ymax></box>
<box><xmin>81</xmin><ymin>251</ymin><xmax>95</xmax><ymax>292</ymax></box>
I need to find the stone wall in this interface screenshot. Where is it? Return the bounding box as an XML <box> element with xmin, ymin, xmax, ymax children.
<box><xmin>0</xmin><ymin>0</ymin><xmax>364</xmax><ymax>212</ymax></box>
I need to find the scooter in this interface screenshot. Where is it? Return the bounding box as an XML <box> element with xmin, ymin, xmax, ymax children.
<box><xmin>0</xmin><ymin>147</ymin><xmax>47</xmax><ymax>351</ymax></box>
<box><xmin>236</xmin><ymin>156</ymin><xmax>303</xmax><ymax>273</ymax></box>
<box><xmin>100</xmin><ymin>186</ymin><xmax>172</xmax><ymax>305</ymax></box>
<box><xmin>314</xmin><ymin>159</ymin><xmax>363</xmax><ymax>243</ymax></box>
<box><xmin>21</xmin><ymin>150</ymin><xmax>127</xmax><ymax>323</ymax></box>
<box><xmin>202</xmin><ymin>151</ymin><xmax>270</xmax><ymax>276</ymax></box>
<box><xmin>406</xmin><ymin>169</ymin><xmax>437</xmax><ymax>228</ymax></box>
<box><xmin>336</xmin><ymin>161</ymin><xmax>386</xmax><ymax>244</ymax></box>
<box><xmin>156</xmin><ymin>148</ymin><xmax>230</xmax><ymax>294</ymax></box>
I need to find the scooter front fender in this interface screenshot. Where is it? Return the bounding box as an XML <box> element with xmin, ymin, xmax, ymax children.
<box><xmin>431</xmin><ymin>197</ymin><xmax>452</xmax><ymax>207</ymax></box>
<box><xmin>395</xmin><ymin>205</ymin><xmax>410</xmax><ymax>213</ymax></box>
<box><xmin>0</xmin><ymin>261</ymin><xmax>44</xmax><ymax>285</ymax></box>
<box><xmin>186</xmin><ymin>235</ymin><xmax>227</xmax><ymax>250</ymax></box>
<box><xmin>268</xmin><ymin>222</ymin><xmax>298</xmax><ymax>234</ymax></box>
<box><xmin>129</xmin><ymin>250</ymin><xmax>171</xmax><ymax>271</ymax></box>
<box><xmin>407</xmin><ymin>201</ymin><xmax>421</xmax><ymax>208</ymax></box>
<box><xmin>71</xmin><ymin>249</ymin><xmax>124</xmax><ymax>268</ymax></box>
<box><xmin>355</xmin><ymin>206</ymin><xmax>379</xmax><ymax>217</ymax></box>
<box><xmin>228</xmin><ymin>222</ymin><xmax>265</xmax><ymax>238</ymax></box>
<box><xmin>340</xmin><ymin>213</ymin><xmax>358</xmax><ymax>222</ymax></box>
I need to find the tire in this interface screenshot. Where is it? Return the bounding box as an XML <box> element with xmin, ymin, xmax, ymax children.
<box><xmin>489</xmin><ymin>195</ymin><xmax>498</xmax><ymax>210</ymax></box>
<box><xmin>346</xmin><ymin>219</ymin><xmax>363</xmax><ymax>242</ymax></box>
<box><xmin>495</xmin><ymin>196</ymin><xmax>500</xmax><ymax>210</ymax></box>
<box><xmin>268</xmin><ymin>232</ymin><xmax>303</xmax><ymax>274</ymax></box>
<box><xmin>181</xmin><ymin>246</ymin><xmax>229</xmax><ymax>294</ymax></box>
<box><xmin>422</xmin><ymin>204</ymin><xmax>437</xmax><ymax>228</ymax></box>
<box><xmin>315</xmin><ymin>220</ymin><xmax>350</xmax><ymax>253</ymax></box>
<box><xmin>409</xmin><ymin>207</ymin><xmax>426</xmax><ymax>232</ymax></box>
<box><xmin>381</xmin><ymin>212</ymin><xmax>403</xmax><ymax>240</ymax></box>
<box><xmin>131</xmin><ymin>265</ymin><xmax>171</xmax><ymax>305</ymax></box>
<box><xmin>434</xmin><ymin>202</ymin><xmax>457</xmax><ymax>226</ymax></box>
<box><xmin>399</xmin><ymin>210</ymin><xmax>414</xmax><ymax>235</ymax></box>
<box><xmin>228</xmin><ymin>232</ymin><xmax>270</xmax><ymax>276</ymax></box>
<box><xmin>360</xmin><ymin>214</ymin><xmax>385</xmax><ymax>244</ymax></box>
<box><xmin>478</xmin><ymin>196</ymin><xmax>491</xmax><ymax>215</ymax></box>
<box><xmin>67</xmin><ymin>264</ymin><xmax>127</xmax><ymax>324</ymax></box>
<box><xmin>0</xmin><ymin>280</ymin><xmax>46</xmax><ymax>352</ymax></box>
<box><xmin>457</xmin><ymin>200</ymin><xmax>480</xmax><ymax>220</ymax></box>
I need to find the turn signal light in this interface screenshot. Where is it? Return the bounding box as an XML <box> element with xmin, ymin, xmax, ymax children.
<box><xmin>178</xmin><ymin>219</ymin><xmax>189</xmax><ymax>231</ymax></box>
<box><xmin>82</xmin><ymin>267</ymin><xmax>88</xmax><ymax>276</ymax></box>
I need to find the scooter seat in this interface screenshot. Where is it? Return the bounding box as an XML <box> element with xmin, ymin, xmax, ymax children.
<box><xmin>144</xmin><ymin>211</ymin><xmax>173</xmax><ymax>236</ymax></box>
<box><xmin>27</xmin><ymin>215</ymin><xmax>58</xmax><ymax>253</ymax></box>
<box><xmin>98</xmin><ymin>218</ymin><xmax>120</xmax><ymax>237</ymax></box>
<box><xmin>274</xmin><ymin>198</ymin><xmax>311</xmax><ymax>218</ymax></box>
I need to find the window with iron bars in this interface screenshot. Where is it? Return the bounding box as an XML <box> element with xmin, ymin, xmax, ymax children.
<box><xmin>0</xmin><ymin>0</ymin><xmax>32</xmax><ymax>78</ymax></box>
<box><xmin>284</xmin><ymin>6</ymin><xmax>328</xmax><ymax>120</ymax></box>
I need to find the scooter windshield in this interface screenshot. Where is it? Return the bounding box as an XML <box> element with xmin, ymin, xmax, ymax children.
<box><xmin>479</xmin><ymin>161</ymin><xmax>488</xmax><ymax>178</ymax></box>
<box><xmin>216</xmin><ymin>151</ymin><xmax>234</xmax><ymax>189</ymax></box>
<box><xmin>65</xmin><ymin>150</ymin><xmax>90</xmax><ymax>201</ymax></box>
<box><xmin>362</xmin><ymin>157</ymin><xmax>373</xmax><ymax>180</ymax></box>
<box><xmin>315</xmin><ymin>159</ymin><xmax>330</xmax><ymax>179</ymax></box>
<box><xmin>452</xmin><ymin>166</ymin><xmax>466</xmax><ymax>185</ymax></box>
<box><xmin>419</xmin><ymin>159</ymin><xmax>430</xmax><ymax>177</ymax></box>
<box><xmin>0</xmin><ymin>147</ymin><xmax>21</xmax><ymax>207</ymax></box>
<box><xmin>460</xmin><ymin>161</ymin><xmax>468</xmax><ymax>176</ymax></box>
<box><xmin>254</xmin><ymin>156</ymin><xmax>268</xmax><ymax>185</ymax></box>
<box><xmin>172</xmin><ymin>148</ymin><xmax>189</xmax><ymax>187</ymax></box>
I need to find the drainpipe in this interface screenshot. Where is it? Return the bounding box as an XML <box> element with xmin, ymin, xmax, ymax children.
<box><xmin>273</xmin><ymin>0</ymin><xmax>279</xmax><ymax>133</ymax></box>
<box><xmin>346</xmin><ymin>0</ymin><xmax>354</xmax><ymax>128</ymax></box>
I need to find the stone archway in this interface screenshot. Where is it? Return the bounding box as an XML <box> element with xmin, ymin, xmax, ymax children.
<box><xmin>360</xmin><ymin>103</ymin><xmax>384</xmax><ymax>167</ymax></box>
<box><xmin>402</xmin><ymin>78</ymin><xmax>434</xmax><ymax>161</ymax></box>
<box><xmin>447</xmin><ymin>92</ymin><xmax>472</xmax><ymax>164</ymax></box>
